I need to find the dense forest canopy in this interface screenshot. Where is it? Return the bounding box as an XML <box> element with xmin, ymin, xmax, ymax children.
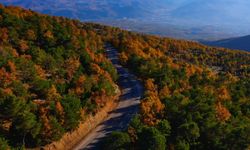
<box><xmin>0</xmin><ymin>4</ymin><xmax>118</xmax><ymax>149</ymax></box>
<box><xmin>0</xmin><ymin>4</ymin><xmax>249</xmax><ymax>150</ymax></box>
<box><xmin>98</xmin><ymin>22</ymin><xmax>250</xmax><ymax>150</ymax></box>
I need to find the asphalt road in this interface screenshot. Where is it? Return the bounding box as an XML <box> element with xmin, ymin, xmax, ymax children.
<box><xmin>73</xmin><ymin>45</ymin><xmax>144</xmax><ymax>150</ymax></box>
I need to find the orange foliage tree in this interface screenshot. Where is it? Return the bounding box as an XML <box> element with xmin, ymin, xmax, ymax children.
<box><xmin>141</xmin><ymin>79</ymin><xmax>164</xmax><ymax>125</ymax></box>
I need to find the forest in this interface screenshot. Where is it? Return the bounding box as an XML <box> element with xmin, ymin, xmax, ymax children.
<box><xmin>0</xmin><ymin>4</ymin><xmax>250</xmax><ymax>150</ymax></box>
<box><xmin>0</xmin><ymin>5</ymin><xmax>118</xmax><ymax>149</ymax></box>
<box><xmin>99</xmin><ymin>23</ymin><xmax>250</xmax><ymax>150</ymax></box>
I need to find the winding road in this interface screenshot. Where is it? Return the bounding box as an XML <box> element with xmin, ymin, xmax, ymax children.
<box><xmin>73</xmin><ymin>45</ymin><xmax>144</xmax><ymax>150</ymax></box>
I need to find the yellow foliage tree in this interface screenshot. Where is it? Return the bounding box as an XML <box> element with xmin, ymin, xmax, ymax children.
<box><xmin>65</xmin><ymin>57</ymin><xmax>80</xmax><ymax>81</ymax></box>
<box><xmin>141</xmin><ymin>79</ymin><xmax>164</xmax><ymax>125</ymax></box>
<box><xmin>217</xmin><ymin>86</ymin><xmax>231</xmax><ymax>101</ymax></box>
<box><xmin>19</xmin><ymin>39</ymin><xmax>29</xmax><ymax>52</ymax></box>
<box><xmin>159</xmin><ymin>85</ymin><xmax>171</xmax><ymax>99</ymax></box>
<box><xmin>47</xmin><ymin>85</ymin><xmax>61</xmax><ymax>102</ymax></box>
<box><xmin>215</xmin><ymin>102</ymin><xmax>231</xmax><ymax>122</ymax></box>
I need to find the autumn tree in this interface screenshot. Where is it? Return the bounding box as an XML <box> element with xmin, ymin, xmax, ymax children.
<box><xmin>141</xmin><ymin>79</ymin><xmax>164</xmax><ymax>125</ymax></box>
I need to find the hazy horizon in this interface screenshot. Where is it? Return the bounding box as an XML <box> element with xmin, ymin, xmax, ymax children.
<box><xmin>1</xmin><ymin>0</ymin><xmax>250</xmax><ymax>38</ymax></box>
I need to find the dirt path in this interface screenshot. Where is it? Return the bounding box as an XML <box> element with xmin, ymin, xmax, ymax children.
<box><xmin>73</xmin><ymin>45</ymin><xmax>144</xmax><ymax>150</ymax></box>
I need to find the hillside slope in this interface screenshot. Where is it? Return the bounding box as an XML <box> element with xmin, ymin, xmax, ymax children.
<box><xmin>0</xmin><ymin>4</ymin><xmax>118</xmax><ymax>149</ymax></box>
<box><xmin>0</xmin><ymin>4</ymin><xmax>249</xmax><ymax>150</ymax></box>
<box><xmin>202</xmin><ymin>35</ymin><xmax>250</xmax><ymax>52</ymax></box>
<box><xmin>98</xmin><ymin>25</ymin><xmax>250</xmax><ymax>150</ymax></box>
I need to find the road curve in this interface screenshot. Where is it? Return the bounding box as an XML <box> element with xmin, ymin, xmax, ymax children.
<box><xmin>73</xmin><ymin>45</ymin><xmax>144</xmax><ymax>150</ymax></box>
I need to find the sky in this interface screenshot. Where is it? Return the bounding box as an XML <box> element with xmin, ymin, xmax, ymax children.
<box><xmin>155</xmin><ymin>0</ymin><xmax>250</xmax><ymax>26</ymax></box>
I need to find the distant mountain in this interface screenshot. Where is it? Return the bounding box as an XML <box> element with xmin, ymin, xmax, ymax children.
<box><xmin>101</xmin><ymin>19</ymin><xmax>233</xmax><ymax>40</ymax></box>
<box><xmin>1</xmin><ymin>0</ymin><xmax>166</xmax><ymax>20</ymax></box>
<box><xmin>202</xmin><ymin>35</ymin><xmax>250</xmax><ymax>52</ymax></box>
<box><xmin>4</xmin><ymin>0</ymin><xmax>250</xmax><ymax>24</ymax></box>
<box><xmin>2</xmin><ymin>0</ymin><xmax>250</xmax><ymax>39</ymax></box>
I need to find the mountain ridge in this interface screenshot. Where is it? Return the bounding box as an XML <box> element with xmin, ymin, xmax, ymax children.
<box><xmin>2</xmin><ymin>0</ymin><xmax>250</xmax><ymax>39</ymax></box>
<box><xmin>202</xmin><ymin>35</ymin><xmax>250</xmax><ymax>52</ymax></box>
